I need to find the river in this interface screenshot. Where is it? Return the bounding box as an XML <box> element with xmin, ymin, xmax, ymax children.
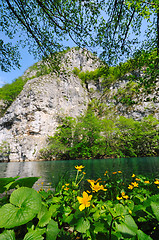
<box><xmin>0</xmin><ymin>157</ymin><xmax>159</xmax><ymax>189</ymax></box>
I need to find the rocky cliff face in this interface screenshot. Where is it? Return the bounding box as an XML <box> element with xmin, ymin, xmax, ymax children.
<box><xmin>0</xmin><ymin>48</ymin><xmax>101</xmax><ymax>161</ymax></box>
<box><xmin>0</xmin><ymin>48</ymin><xmax>158</xmax><ymax>162</ymax></box>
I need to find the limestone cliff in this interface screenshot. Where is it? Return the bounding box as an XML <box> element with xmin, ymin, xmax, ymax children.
<box><xmin>0</xmin><ymin>48</ymin><xmax>101</xmax><ymax>161</ymax></box>
<box><xmin>0</xmin><ymin>48</ymin><xmax>158</xmax><ymax>161</ymax></box>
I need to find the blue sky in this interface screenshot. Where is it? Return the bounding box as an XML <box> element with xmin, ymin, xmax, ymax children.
<box><xmin>0</xmin><ymin>48</ymin><xmax>37</xmax><ymax>87</ymax></box>
<box><xmin>0</xmin><ymin>36</ymin><xmax>75</xmax><ymax>88</ymax></box>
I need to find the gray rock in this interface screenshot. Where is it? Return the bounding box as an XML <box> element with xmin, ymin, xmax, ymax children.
<box><xmin>0</xmin><ymin>48</ymin><xmax>101</xmax><ymax>161</ymax></box>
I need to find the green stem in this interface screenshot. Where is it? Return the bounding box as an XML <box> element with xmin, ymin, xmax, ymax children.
<box><xmin>109</xmin><ymin>218</ymin><xmax>114</xmax><ymax>240</ymax></box>
<box><xmin>75</xmin><ymin>170</ymin><xmax>79</xmax><ymax>185</ymax></box>
<box><xmin>76</xmin><ymin>174</ymin><xmax>84</xmax><ymax>186</ymax></box>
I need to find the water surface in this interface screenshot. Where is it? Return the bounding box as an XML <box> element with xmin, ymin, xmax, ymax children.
<box><xmin>0</xmin><ymin>157</ymin><xmax>159</xmax><ymax>188</ymax></box>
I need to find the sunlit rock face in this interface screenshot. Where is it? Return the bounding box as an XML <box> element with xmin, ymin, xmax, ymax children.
<box><xmin>0</xmin><ymin>48</ymin><xmax>102</xmax><ymax>161</ymax></box>
<box><xmin>1</xmin><ymin>48</ymin><xmax>158</xmax><ymax>162</ymax></box>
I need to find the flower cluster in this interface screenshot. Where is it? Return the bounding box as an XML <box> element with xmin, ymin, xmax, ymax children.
<box><xmin>117</xmin><ymin>191</ymin><xmax>129</xmax><ymax>200</ymax></box>
<box><xmin>87</xmin><ymin>178</ymin><xmax>107</xmax><ymax>192</ymax></box>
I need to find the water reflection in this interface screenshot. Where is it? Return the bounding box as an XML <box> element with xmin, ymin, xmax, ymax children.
<box><xmin>0</xmin><ymin>157</ymin><xmax>159</xmax><ymax>188</ymax></box>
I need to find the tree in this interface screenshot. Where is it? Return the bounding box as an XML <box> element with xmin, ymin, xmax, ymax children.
<box><xmin>0</xmin><ymin>0</ymin><xmax>159</xmax><ymax>71</ymax></box>
<box><xmin>0</xmin><ymin>0</ymin><xmax>102</xmax><ymax>71</ymax></box>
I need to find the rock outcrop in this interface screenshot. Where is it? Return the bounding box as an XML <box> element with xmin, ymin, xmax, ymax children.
<box><xmin>0</xmin><ymin>48</ymin><xmax>101</xmax><ymax>161</ymax></box>
<box><xmin>0</xmin><ymin>48</ymin><xmax>158</xmax><ymax>161</ymax></box>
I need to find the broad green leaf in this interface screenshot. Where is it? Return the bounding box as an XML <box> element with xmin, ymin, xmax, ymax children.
<box><xmin>137</xmin><ymin>230</ymin><xmax>153</xmax><ymax>240</ymax></box>
<box><xmin>46</xmin><ymin>219</ymin><xmax>60</xmax><ymax>240</ymax></box>
<box><xmin>0</xmin><ymin>177</ymin><xmax>19</xmax><ymax>193</ymax></box>
<box><xmin>114</xmin><ymin>203</ymin><xmax>128</xmax><ymax>216</ymax></box>
<box><xmin>49</xmin><ymin>204</ymin><xmax>60</xmax><ymax>217</ymax></box>
<box><xmin>51</xmin><ymin>196</ymin><xmax>62</xmax><ymax>203</ymax></box>
<box><xmin>93</xmin><ymin>221</ymin><xmax>106</xmax><ymax>233</ymax></box>
<box><xmin>38</xmin><ymin>211</ymin><xmax>52</xmax><ymax>227</ymax></box>
<box><xmin>23</xmin><ymin>229</ymin><xmax>45</xmax><ymax>240</ymax></box>
<box><xmin>149</xmin><ymin>194</ymin><xmax>159</xmax><ymax>221</ymax></box>
<box><xmin>144</xmin><ymin>194</ymin><xmax>159</xmax><ymax>221</ymax></box>
<box><xmin>115</xmin><ymin>215</ymin><xmax>138</xmax><ymax>237</ymax></box>
<box><xmin>0</xmin><ymin>187</ymin><xmax>41</xmax><ymax>228</ymax></box>
<box><xmin>37</xmin><ymin>205</ymin><xmax>48</xmax><ymax>220</ymax></box>
<box><xmin>150</xmin><ymin>201</ymin><xmax>159</xmax><ymax>221</ymax></box>
<box><xmin>9</xmin><ymin>177</ymin><xmax>39</xmax><ymax>189</ymax></box>
<box><xmin>75</xmin><ymin>217</ymin><xmax>90</xmax><ymax>233</ymax></box>
<box><xmin>0</xmin><ymin>230</ymin><xmax>15</xmax><ymax>240</ymax></box>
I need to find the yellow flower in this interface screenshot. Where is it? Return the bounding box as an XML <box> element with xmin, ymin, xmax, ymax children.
<box><xmin>62</xmin><ymin>183</ymin><xmax>69</xmax><ymax>189</ymax></box>
<box><xmin>135</xmin><ymin>178</ymin><xmax>141</xmax><ymax>181</ymax></box>
<box><xmin>87</xmin><ymin>179</ymin><xmax>96</xmax><ymax>184</ymax></box>
<box><xmin>144</xmin><ymin>180</ymin><xmax>150</xmax><ymax>184</ymax></box>
<box><xmin>131</xmin><ymin>182</ymin><xmax>138</xmax><ymax>187</ymax></box>
<box><xmin>117</xmin><ymin>196</ymin><xmax>123</xmax><ymax>200</ymax></box>
<box><xmin>118</xmin><ymin>171</ymin><xmax>122</xmax><ymax>173</ymax></box>
<box><xmin>154</xmin><ymin>180</ymin><xmax>159</xmax><ymax>185</ymax></box>
<box><xmin>96</xmin><ymin>178</ymin><xmax>101</xmax><ymax>182</ymax></box>
<box><xmin>113</xmin><ymin>172</ymin><xmax>117</xmax><ymax>174</ymax></box>
<box><xmin>123</xmin><ymin>195</ymin><xmax>129</xmax><ymax>199</ymax></box>
<box><xmin>64</xmin><ymin>187</ymin><xmax>69</xmax><ymax>191</ymax></box>
<box><xmin>132</xmin><ymin>174</ymin><xmax>135</xmax><ymax>178</ymax></box>
<box><xmin>104</xmin><ymin>171</ymin><xmax>108</xmax><ymax>175</ymax></box>
<box><xmin>83</xmin><ymin>172</ymin><xmax>86</xmax><ymax>175</ymax></box>
<box><xmin>77</xmin><ymin>191</ymin><xmax>92</xmax><ymax>211</ymax></box>
<box><xmin>90</xmin><ymin>182</ymin><xmax>107</xmax><ymax>192</ymax></box>
<box><xmin>75</xmin><ymin>165</ymin><xmax>85</xmax><ymax>171</ymax></box>
<box><xmin>128</xmin><ymin>184</ymin><xmax>134</xmax><ymax>190</ymax></box>
<box><xmin>121</xmin><ymin>192</ymin><xmax>125</xmax><ymax>196</ymax></box>
<box><xmin>129</xmin><ymin>210</ymin><xmax>132</xmax><ymax>215</ymax></box>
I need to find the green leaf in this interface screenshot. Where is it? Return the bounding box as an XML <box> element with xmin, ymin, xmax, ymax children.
<box><xmin>115</xmin><ymin>215</ymin><xmax>138</xmax><ymax>237</ymax></box>
<box><xmin>144</xmin><ymin>194</ymin><xmax>159</xmax><ymax>221</ymax></box>
<box><xmin>75</xmin><ymin>217</ymin><xmax>90</xmax><ymax>233</ymax></box>
<box><xmin>38</xmin><ymin>211</ymin><xmax>52</xmax><ymax>227</ymax></box>
<box><xmin>0</xmin><ymin>230</ymin><xmax>15</xmax><ymax>240</ymax></box>
<box><xmin>46</xmin><ymin>219</ymin><xmax>60</xmax><ymax>240</ymax></box>
<box><xmin>0</xmin><ymin>187</ymin><xmax>41</xmax><ymax>228</ymax></box>
<box><xmin>23</xmin><ymin>229</ymin><xmax>45</xmax><ymax>240</ymax></box>
<box><xmin>49</xmin><ymin>204</ymin><xmax>60</xmax><ymax>217</ymax></box>
<box><xmin>150</xmin><ymin>201</ymin><xmax>159</xmax><ymax>221</ymax></box>
<box><xmin>52</xmin><ymin>196</ymin><xmax>62</xmax><ymax>203</ymax></box>
<box><xmin>0</xmin><ymin>177</ymin><xmax>19</xmax><ymax>193</ymax></box>
<box><xmin>149</xmin><ymin>194</ymin><xmax>159</xmax><ymax>221</ymax></box>
<box><xmin>93</xmin><ymin>222</ymin><xmax>106</xmax><ymax>233</ymax></box>
<box><xmin>9</xmin><ymin>177</ymin><xmax>39</xmax><ymax>189</ymax></box>
<box><xmin>137</xmin><ymin>230</ymin><xmax>153</xmax><ymax>240</ymax></box>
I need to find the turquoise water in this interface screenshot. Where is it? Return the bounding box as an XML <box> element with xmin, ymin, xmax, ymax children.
<box><xmin>0</xmin><ymin>157</ymin><xmax>159</xmax><ymax>188</ymax></box>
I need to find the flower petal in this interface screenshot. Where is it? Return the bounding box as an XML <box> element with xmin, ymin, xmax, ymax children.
<box><xmin>79</xmin><ymin>204</ymin><xmax>85</xmax><ymax>211</ymax></box>
<box><xmin>77</xmin><ymin>196</ymin><xmax>83</xmax><ymax>204</ymax></box>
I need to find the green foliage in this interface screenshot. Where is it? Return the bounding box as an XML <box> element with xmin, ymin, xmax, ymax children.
<box><xmin>0</xmin><ymin>187</ymin><xmax>41</xmax><ymax>228</ymax></box>
<box><xmin>0</xmin><ymin>77</ymin><xmax>27</xmax><ymax>104</ymax></box>
<box><xmin>1</xmin><ymin>0</ymin><xmax>158</xmax><ymax>71</ymax></box>
<box><xmin>0</xmin><ymin>77</ymin><xmax>28</xmax><ymax>116</ymax></box>
<box><xmin>0</xmin><ymin>168</ymin><xmax>159</xmax><ymax>239</ymax></box>
<box><xmin>113</xmin><ymin>81</ymin><xmax>138</xmax><ymax>106</ymax></box>
<box><xmin>41</xmin><ymin>107</ymin><xmax>159</xmax><ymax>160</ymax></box>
